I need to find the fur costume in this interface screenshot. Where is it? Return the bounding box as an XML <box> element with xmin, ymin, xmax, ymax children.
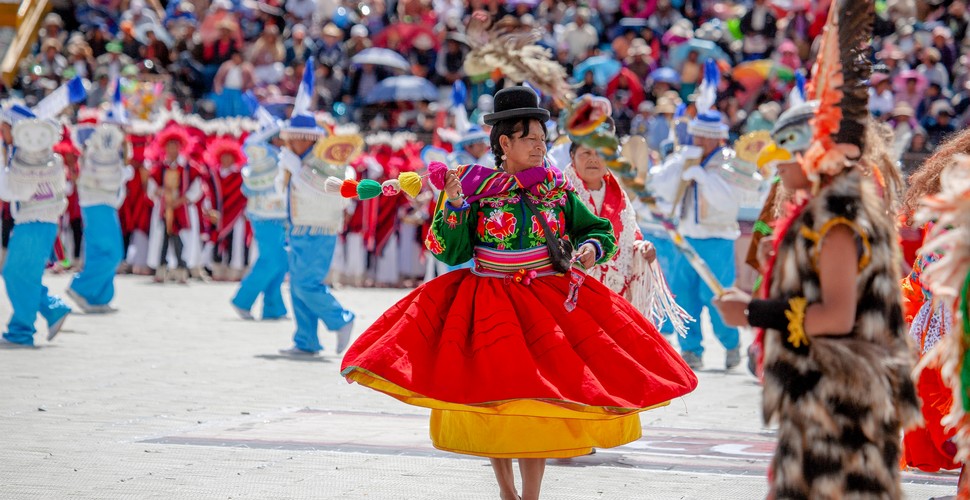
<box><xmin>757</xmin><ymin>1</ymin><xmax>920</xmax><ymax>497</ymax></box>
<box><xmin>762</xmin><ymin>169</ymin><xmax>920</xmax><ymax>498</ymax></box>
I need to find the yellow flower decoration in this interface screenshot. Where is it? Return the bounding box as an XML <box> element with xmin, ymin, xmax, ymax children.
<box><xmin>785</xmin><ymin>297</ymin><xmax>810</xmax><ymax>348</ymax></box>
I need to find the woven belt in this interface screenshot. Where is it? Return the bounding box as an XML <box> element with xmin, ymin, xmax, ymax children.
<box><xmin>471</xmin><ymin>246</ymin><xmax>561</xmax><ymax>281</ymax></box>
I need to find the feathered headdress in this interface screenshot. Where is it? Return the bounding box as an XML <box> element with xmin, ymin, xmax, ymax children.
<box><xmin>145</xmin><ymin>122</ymin><xmax>195</xmax><ymax>162</ymax></box>
<box><xmin>799</xmin><ymin>0</ymin><xmax>873</xmax><ymax>187</ymax></box>
<box><xmin>695</xmin><ymin>58</ymin><xmax>720</xmax><ymax>116</ymax></box>
<box><xmin>463</xmin><ymin>11</ymin><xmax>573</xmax><ymax>106</ymax></box>
<box><xmin>204</xmin><ymin>137</ymin><xmax>246</xmax><ymax>169</ymax></box>
<box><xmin>788</xmin><ymin>70</ymin><xmax>807</xmax><ymax>107</ymax></box>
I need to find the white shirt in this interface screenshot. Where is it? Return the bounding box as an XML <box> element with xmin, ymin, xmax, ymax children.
<box><xmin>588</xmin><ymin>182</ymin><xmax>606</xmax><ymax>213</ymax></box>
<box><xmin>868</xmin><ymin>88</ymin><xmax>895</xmax><ymax>117</ymax></box>
<box><xmin>560</xmin><ymin>23</ymin><xmax>598</xmax><ymax>60</ymax></box>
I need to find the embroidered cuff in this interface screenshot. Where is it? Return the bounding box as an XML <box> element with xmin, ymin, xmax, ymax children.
<box><xmin>580</xmin><ymin>239</ymin><xmax>604</xmax><ymax>261</ymax></box>
<box><xmin>445</xmin><ymin>199</ymin><xmax>471</xmax><ymax>212</ymax></box>
<box><xmin>747</xmin><ymin>298</ymin><xmax>810</xmax><ymax>351</ymax></box>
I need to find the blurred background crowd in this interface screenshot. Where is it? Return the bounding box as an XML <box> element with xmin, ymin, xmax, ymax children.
<box><xmin>1</xmin><ymin>0</ymin><xmax>966</xmax><ymax>286</ymax></box>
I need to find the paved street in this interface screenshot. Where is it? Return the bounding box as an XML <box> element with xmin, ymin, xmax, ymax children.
<box><xmin>0</xmin><ymin>274</ymin><xmax>958</xmax><ymax>499</ymax></box>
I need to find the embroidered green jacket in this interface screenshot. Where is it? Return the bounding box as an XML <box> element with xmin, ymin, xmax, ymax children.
<box><xmin>425</xmin><ymin>169</ymin><xmax>618</xmax><ymax>267</ymax></box>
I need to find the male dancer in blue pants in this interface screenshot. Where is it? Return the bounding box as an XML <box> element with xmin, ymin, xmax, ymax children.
<box><xmin>66</xmin><ymin>111</ymin><xmax>131</xmax><ymax>313</ymax></box>
<box><xmin>231</xmin><ymin>134</ymin><xmax>288</xmax><ymax>321</ymax></box>
<box><xmin>0</xmin><ymin>111</ymin><xmax>72</xmax><ymax>347</ymax></box>
<box><xmin>276</xmin><ymin>101</ymin><xmax>355</xmax><ymax>356</ymax></box>
<box><xmin>650</xmin><ymin>110</ymin><xmax>760</xmax><ymax>370</ymax></box>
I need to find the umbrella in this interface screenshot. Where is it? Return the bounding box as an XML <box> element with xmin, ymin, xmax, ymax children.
<box><xmin>573</xmin><ymin>55</ymin><xmax>622</xmax><ymax>87</ymax></box>
<box><xmin>373</xmin><ymin>23</ymin><xmax>440</xmax><ymax>52</ymax></box>
<box><xmin>649</xmin><ymin>67</ymin><xmax>681</xmax><ymax>86</ymax></box>
<box><xmin>733</xmin><ymin>60</ymin><xmax>795</xmax><ymax>88</ymax></box>
<box><xmin>351</xmin><ymin>48</ymin><xmax>411</xmax><ymax>71</ymax></box>
<box><xmin>619</xmin><ymin>17</ymin><xmax>650</xmax><ymax>28</ymax></box>
<box><xmin>893</xmin><ymin>69</ymin><xmax>929</xmax><ymax>95</ymax></box>
<box><xmin>505</xmin><ymin>0</ymin><xmax>541</xmax><ymax>6</ymax></box>
<box><xmin>364</xmin><ymin>76</ymin><xmax>439</xmax><ymax>104</ymax></box>
<box><xmin>134</xmin><ymin>22</ymin><xmax>174</xmax><ymax>48</ymax></box>
<box><xmin>667</xmin><ymin>39</ymin><xmax>731</xmax><ymax>70</ymax></box>
<box><xmin>199</xmin><ymin>11</ymin><xmax>241</xmax><ymax>44</ymax></box>
<box><xmin>770</xmin><ymin>0</ymin><xmax>810</xmax><ymax>15</ymax></box>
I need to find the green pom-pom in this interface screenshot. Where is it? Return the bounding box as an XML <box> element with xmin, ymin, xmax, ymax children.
<box><xmin>356</xmin><ymin>179</ymin><xmax>383</xmax><ymax>200</ymax></box>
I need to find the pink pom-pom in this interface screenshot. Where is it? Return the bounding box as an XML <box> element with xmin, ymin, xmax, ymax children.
<box><xmin>428</xmin><ymin>161</ymin><xmax>449</xmax><ymax>190</ymax></box>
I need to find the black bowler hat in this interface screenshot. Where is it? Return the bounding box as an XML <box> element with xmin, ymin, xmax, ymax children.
<box><xmin>482</xmin><ymin>86</ymin><xmax>550</xmax><ymax>126</ymax></box>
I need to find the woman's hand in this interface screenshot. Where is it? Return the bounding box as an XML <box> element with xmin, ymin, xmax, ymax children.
<box><xmin>444</xmin><ymin>171</ymin><xmax>463</xmax><ymax>207</ymax></box>
<box><xmin>576</xmin><ymin>242</ymin><xmax>598</xmax><ymax>269</ymax></box>
<box><xmin>633</xmin><ymin>240</ymin><xmax>656</xmax><ymax>263</ymax></box>
<box><xmin>757</xmin><ymin>235</ymin><xmax>775</xmax><ymax>269</ymax></box>
<box><xmin>712</xmin><ymin>288</ymin><xmax>752</xmax><ymax>328</ymax></box>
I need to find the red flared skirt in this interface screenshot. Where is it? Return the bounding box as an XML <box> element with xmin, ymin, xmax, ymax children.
<box><xmin>903</xmin><ymin>364</ymin><xmax>959</xmax><ymax>471</ymax></box>
<box><xmin>341</xmin><ymin>269</ymin><xmax>698</xmax><ymax>458</ymax></box>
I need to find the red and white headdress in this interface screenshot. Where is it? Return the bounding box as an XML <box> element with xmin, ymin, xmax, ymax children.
<box><xmin>203</xmin><ymin>136</ymin><xmax>246</xmax><ymax>169</ymax></box>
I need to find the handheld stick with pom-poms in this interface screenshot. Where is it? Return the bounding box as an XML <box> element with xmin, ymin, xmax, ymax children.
<box><xmin>339</xmin><ymin>165</ymin><xmax>439</xmax><ymax>201</ymax></box>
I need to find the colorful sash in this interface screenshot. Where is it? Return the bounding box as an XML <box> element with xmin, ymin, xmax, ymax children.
<box><xmin>435</xmin><ymin>162</ymin><xmax>571</xmax><ymax>213</ymax></box>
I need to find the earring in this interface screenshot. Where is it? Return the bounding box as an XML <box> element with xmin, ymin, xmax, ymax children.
<box><xmin>501</xmin><ymin>154</ymin><xmax>507</xmax><ymax>160</ymax></box>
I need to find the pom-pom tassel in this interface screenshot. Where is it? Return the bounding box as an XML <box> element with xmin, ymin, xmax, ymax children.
<box><xmin>324</xmin><ymin>177</ymin><xmax>344</xmax><ymax>194</ymax></box>
<box><xmin>339</xmin><ymin>179</ymin><xmax>360</xmax><ymax>198</ymax></box>
<box><xmin>399</xmin><ymin>171</ymin><xmax>423</xmax><ymax>197</ymax></box>
<box><xmin>356</xmin><ymin>178</ymin><xmax>383</xmax><ymax>200</ymax></box>
<box><xmin>428</xmin><ymin>161</ymin><xmax>449</xmax><ymax>190</ymax></box>
<box><xmin>381</xmin><ymin>179</ymin><xmax>402</xmax><ymax>196</ymax></box>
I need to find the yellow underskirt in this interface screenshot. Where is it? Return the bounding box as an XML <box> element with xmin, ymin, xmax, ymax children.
<box><xmin>344</xmin><ymin>367</ymin><xmax>666</xmax><ymax>458</ymax></box>
<box><xmin>430</xmin><ymin>409</ymin><xmax>642</xmax><ymax>458</ymax></box>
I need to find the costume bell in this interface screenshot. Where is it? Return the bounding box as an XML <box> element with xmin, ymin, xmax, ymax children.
<box><xmin>0</xmin><ymin>110</ymin><xmax>72</xmax><ymax>346</ymax></box>
<box><xmin>67</xmin><ymin>113</ymin><xmax>132</xmax><ymax>313</ymax></box>
<box><xmin>231</xmin><ymin>132</ymin><xmax>288</xmax><ymax>321</ymax></box>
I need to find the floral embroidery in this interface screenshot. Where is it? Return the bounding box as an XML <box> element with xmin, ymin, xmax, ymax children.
<box><xmin>529</xmin><ymin>189</ymin><xmax>566</xmax><ymax>208</ymax></box>
<box><xmin>530</xmin><ymin>210</ymin><xmax>561</xmax><ymax>239</ymax></box>
<box><xmin>425</xmin><ymin>229</ymin><xmax>445</xmax><ymax>255</ymax></box>
<box><xmin>483</xmin><ymin>210</ymin><xmax>517</xmax><ymax>240</ymax></box>
<box><xmin>528</xmin><ymin>209</ymin><xmax>566</xmax><ymax>246</ymax></box>
<box><xmin>446</xmin><ymin>212</ymin><xmax>459</xmax><ymax>229</ymax></box>
<box><xmin>480</xmin><ymin>193</ymin><xmax>521</xmax><ymax>208</ymax></box>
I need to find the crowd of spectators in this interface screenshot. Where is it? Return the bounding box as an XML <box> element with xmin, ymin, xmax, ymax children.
<box><xmin>7</xmin><ymin>0</ymin><xmax>970</xmax><ymax>173</ymax></box>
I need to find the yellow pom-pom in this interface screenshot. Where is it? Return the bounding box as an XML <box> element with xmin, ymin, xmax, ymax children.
<box><xmin>398</xmin><ymin>171</ymin><xmax>423</xmax><ymax>198</ymax></box>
